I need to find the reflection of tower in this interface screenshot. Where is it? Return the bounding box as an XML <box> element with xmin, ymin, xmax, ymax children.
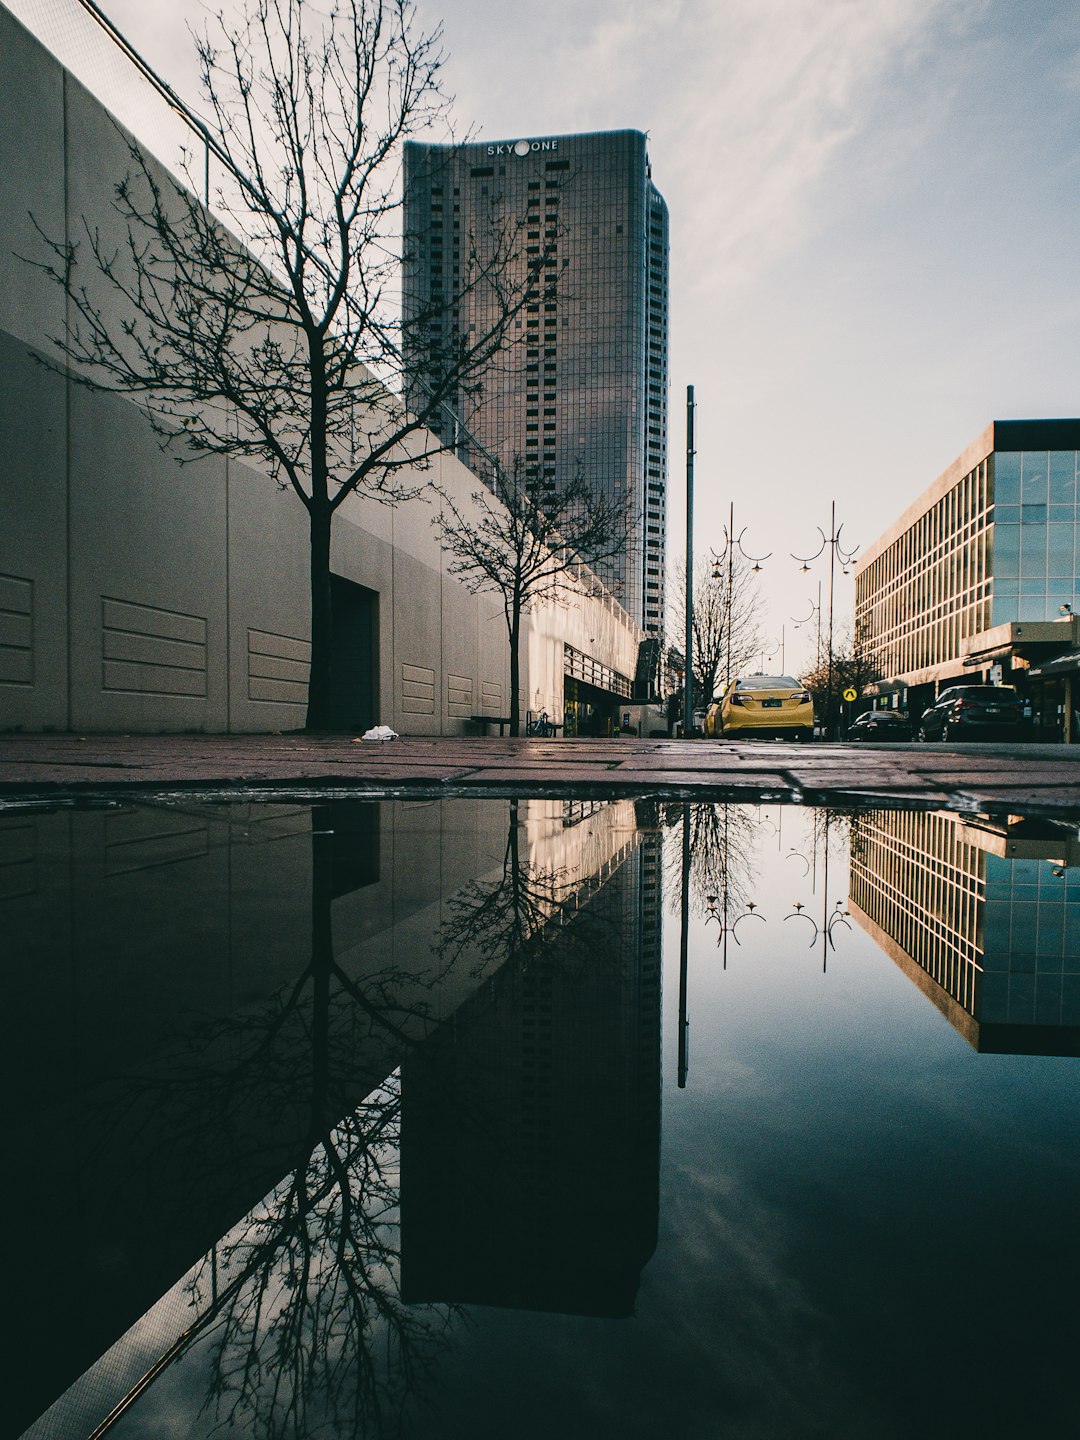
<box><xmin>400</xmin><ymin>818</ymin><xmax>663</xmax><ymax>1316</ymax></box>
<box><xmin>849</xmin><ymin>811</ymin><xmax>1080</xmax><ymax>1055</ymax></box>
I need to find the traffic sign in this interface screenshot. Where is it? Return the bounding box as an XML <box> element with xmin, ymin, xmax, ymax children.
<box><xmin>842</xmin><ymin>687</ymin><xmax>858</xmax><ymax>702</ymax></box>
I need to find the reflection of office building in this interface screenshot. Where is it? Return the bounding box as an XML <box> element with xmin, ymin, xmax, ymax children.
<box><xmin>854</xmin><ymin>420</ymin><xmax>1080</xmax><ymax>734</ymax></box>
<box><xmin>849</xmin><ymin>810</ymin><xmax>1080</xmax><ymax>1054</ymax></box>
<box><xmin>400</xmin><ymin>808</ymin><xmax>662</xmax><ymax>1317</ymax></box>
<box><xmin>403</xmin><ymin>131</ymin><xmax>669</xmax><ymax>638</ymax></box>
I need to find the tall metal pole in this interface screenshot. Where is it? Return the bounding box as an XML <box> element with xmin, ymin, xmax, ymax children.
<box><xmin>684</xmin><ymin>386</ymin><xmax>695</xmax><ymax>738</ymax></box>
<box><xmin>726</xmin><ymin>500</ymin><xmax>734</xmax><ymax>689</ymax></box>
<box><xmin>835</xmin><ymin>498</ymin><xmax>840</xmax><ymax>743</ymax></box>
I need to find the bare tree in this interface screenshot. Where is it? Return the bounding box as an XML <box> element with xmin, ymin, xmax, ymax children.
<box><xmin>801</xmin><ymin>619</ymin><xmax>881</xmax><ymax>736</ymax></box>
<box><xmin>668</xmin><ymin>552</ymin><xmax>763</xmax><ymax>706</ymax></box>
<box><xmin>26</xmin><ymin>0</ymin><xmax>544</xmax><ymax>730</ymax></box>
<box><xmin>432</xmin><ymin>465</ymin><xmax>630</xmax><ymax>736</ymax></box>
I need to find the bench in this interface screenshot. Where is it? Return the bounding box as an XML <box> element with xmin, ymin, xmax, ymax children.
<box><xmin>470</xmin><ymin>714</ymin><xmax>513</xmax><ymax>736</ymax></box>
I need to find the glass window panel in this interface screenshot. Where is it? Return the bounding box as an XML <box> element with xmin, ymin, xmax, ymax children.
<box><xmin>1021</xmin><ymin>503</ymin><xmax>1047</xmax><ymax>522</ymax></box>
<box><xmin>1049</xmin><ymin>505</ymin><xmax>1075</xmax><ymax>522</ymax></box>
<box><xmin>995</xmin><ymin>577</ymin><xmax>1018</xmax><ymax>595</ymax></box>
<box><xmin>1048</xmin><ymin>523</ymin><xmax>1074</xmax><ymax>573</ymax></box>
<box><xmin>1020</xmin><ymin>452</ymin><xmax>1048</xmax><ymax>504</ymax></box>
<box><xmin>993</xmin><ymin>451</ymin><xmax>1021</xmax><ymax>503</ymax></box>
<box><xmin>1020</xmin><ymin>577</ymin><xmax>1046</xmax><ymax>595</ymax></box>
<box><xmin>995</xmin><ymin>504</ymin><xmax>1020</xmax><ymax>525</ymax></box>
<box><xmin>1019</xmin><ymin>524</ymin><xmax>1047</xmax><ymax>574</ymax></box>
<box><xmin>1048</xmin><ymin>450</ymin><xmax>1077</xmax><ymax>504</ymax></box>
<box><xmin>992</xmin><ymin>522</ymin><xmax>1020</xmax><ymax>576</ymax></box>
<box><xmin>1018</xmin><ymin>595</ymin><xmax>1047</xmax><ymax>620</ymax></box>
<box><xmin>993</xmin><ymin>596</ymin><xmax>1019</xmax><ymax>622</ymax></box>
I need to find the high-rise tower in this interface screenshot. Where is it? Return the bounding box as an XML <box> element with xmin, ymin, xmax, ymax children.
<box><xmin>403</xmin><ymin>130</ymin><xmax>669</xmax><ymax>638</ymax></box>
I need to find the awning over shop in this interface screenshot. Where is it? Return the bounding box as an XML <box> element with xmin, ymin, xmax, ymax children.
<box><xmin>962</xmin><ymin>617</ymin><xmax>1080</xmax><ymax>669</ymax></box>
<box><xmin>1028</xmin><ymin>650</ymin><xmax>1080</xmax><ymax>680</ymax></box>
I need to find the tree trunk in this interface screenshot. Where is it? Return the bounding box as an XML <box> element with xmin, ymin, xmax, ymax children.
<box><xmin>306</xmin><ymin>500</ymin><xmax>334</xmax><ymax>731</ymax></box>
<box><xmin>509</xmin><ymin>598</ymin><xmax>522</xmax><ymax>737</ymax></box>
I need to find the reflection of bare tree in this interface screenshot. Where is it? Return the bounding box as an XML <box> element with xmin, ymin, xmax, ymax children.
<box><xmin>434</xmin><ymin>800</ymin><xmax>627</xmax><ymax>984</ymax></box>
<box><xmin>662</xmin><ymin>802</ymin><xmax>759</xmax><ymax>919</ymax></box>
<box><xmin>89</xmin><ymin>822</ymin><xmax>458</xmax><ymax>1440</ymax></box>
<box><xmin>183</xmin><ymin>1081</ymin><xmax>455</xmax><ymax>1440</ymax></box>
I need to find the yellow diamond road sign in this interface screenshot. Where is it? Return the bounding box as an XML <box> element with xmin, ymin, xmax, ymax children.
<box><xmin>842</xmin><ymin>687</ymin><xmax>858</xmax><ymax>702</ymax></box>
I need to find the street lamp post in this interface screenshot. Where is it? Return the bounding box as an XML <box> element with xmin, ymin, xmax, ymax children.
<box><xmin>757</xmin><ymin>625</ymin><xmax>785</xmax><ymax>673</ymax></box>
<box><xmin>684</xmin><ymin>386</ymin><xmax>695</xmax><ymax>739</ymax></box>
<box><xmin>792</xmin><ymin>502</ymin><xmax>858</xmax><ymax>740</ymax></box>
<box><xmin>792</xmin><ymin>581</ymin><xmax>823</xmax><ymax>673</ymax></box>
<box><xmin>711</xmin><ymin>502</ymin><xmax>770</xmax><ymax>692</ymax></box>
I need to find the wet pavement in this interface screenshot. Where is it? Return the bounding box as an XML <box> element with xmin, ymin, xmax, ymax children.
<box><xmin>2</xmin><ymin>733</ymin><xmax>1080</xmax><ymax>816</ymax></box>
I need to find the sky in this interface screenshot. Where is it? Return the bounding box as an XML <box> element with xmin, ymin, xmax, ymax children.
<box><xmin>15</xmin><ymin>0</ymin><xmax>1080</xmax><ymax>671</ymax></box>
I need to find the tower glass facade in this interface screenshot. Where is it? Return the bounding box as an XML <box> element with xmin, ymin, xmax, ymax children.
<box><xmin>403</xmin><ymin>131</ymin><xmax>669</xmax><ymax>636</ymax></box>
<box><xmin>855</xmin><ymin>420</ymin><xmax>1080</xmax><ymax>688</ymax></box>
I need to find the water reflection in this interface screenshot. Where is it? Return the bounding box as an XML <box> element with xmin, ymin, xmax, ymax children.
<box><xmin>8</xmin><ymin>798</ymin><xmax>660</xmax><ymax>1437</ymax></box>
<box><xmin>4</xmin><ymin>796</ymin><xmax>1077</xmax><ymax>1439</ymax></box>
<box><xmin>849</xmin><ymin>811</ymin><xmax>1080</xmax><ymax>1054</ymax></box>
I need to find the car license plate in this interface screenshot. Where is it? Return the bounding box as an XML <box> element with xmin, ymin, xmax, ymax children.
<box><xmin>763</xmin><ymin>698</ymin><xmax>781</xmax><ymax>708</ymax></box>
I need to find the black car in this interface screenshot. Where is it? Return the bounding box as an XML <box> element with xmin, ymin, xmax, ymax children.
<box><xmin>916</xmin><ymin>686</ymin><xmax>1029</xmax><ymax>742</ymax></box>
<box><xmin>847</xmin><ymin>710</ymin><xmax>912</xmax><ymax>741</ymax></box>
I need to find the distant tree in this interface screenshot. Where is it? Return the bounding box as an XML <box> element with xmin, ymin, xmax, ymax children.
<box><xmin>801</xmin><ymin>620</ymin><xmax>881</xmax><ymax>734</ymax></box>
<box><xmin>27</xmin><ymin>0</ymin><xmax>544</xmax><ymax>730</ymax></box>
<box><xmin>432</xmin><ymin>466</ymin><xmax>630</xmax><ymax>736</ymax></box>
<box><xmin>667</xmin><ymin>552</ymin><xmax>763</xmax><ymax>705</ymax></box>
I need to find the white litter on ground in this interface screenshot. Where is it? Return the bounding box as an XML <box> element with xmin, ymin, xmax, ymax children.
<box><xmin>360</xmin><ymin>725</ymin><xmax>398</xmax><ymax>742</ymax></box>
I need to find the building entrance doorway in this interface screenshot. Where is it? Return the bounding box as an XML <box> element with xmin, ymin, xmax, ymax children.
<box><xmin>329</xmin><ymin>576</ymin><xmax>377</xmax><ymax>733</ymax></box>
<box><xmin>563</xmin><ymin>676</ymin><xmax>621</xmax><ymax>736</ymax></box>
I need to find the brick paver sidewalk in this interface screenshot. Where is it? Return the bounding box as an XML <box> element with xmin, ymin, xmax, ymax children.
<box><xmin>2</xmin><ymin>733</ymin><xmax>1079</xmax><ymax>817</ymax></box>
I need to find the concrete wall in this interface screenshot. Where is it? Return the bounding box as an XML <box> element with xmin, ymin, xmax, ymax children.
<box><xmin>0</xmin><ymin>4</ymin><xmax>643</xmax><ymax>734</ymax></box>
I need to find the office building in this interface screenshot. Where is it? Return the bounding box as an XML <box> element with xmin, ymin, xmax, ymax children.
<box><xmin>854</xmin><ymin>420</ymin><xmax>1080</xmax><ymax>732</ymax></box>
<box><xmin>403</xmin><ymin>130</ymin><xmax>669</xmax><ymax>639</ymax></box>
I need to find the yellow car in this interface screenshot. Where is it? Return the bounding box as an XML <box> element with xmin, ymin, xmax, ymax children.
<box><xmin>717</xmin><ymin>674</ymin><xmax>815</xmax><ymax>740</ymax></box>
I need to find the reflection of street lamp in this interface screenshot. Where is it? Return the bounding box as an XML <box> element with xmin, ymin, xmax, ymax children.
<box><xmin>711</xmin><ymin>501</ymin><xmax>771</xmax><ymax>689</ymax></box>
<box><xmin>783</xmin><ymin>835</ymin><xmax>852</xmax><ymax>972</ymax></box>
<box><xmin>792</xmin><ymin>502</ymin><xmax>858</xmax><ymax>740</ymax></box>
<box><xmin>704</xmin><ymin>894</ymin><xmax>765</xmax><ymax>968</ymax></box>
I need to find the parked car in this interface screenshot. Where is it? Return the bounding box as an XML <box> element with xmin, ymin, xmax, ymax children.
<box><xmin>916</xmin><ymin>686</ymin><xmax>1029</xmax><ymax>742</ymax></box>
<box><xmin>703</xmin><ymin>701</ymin><xmax>722</xmax><ymax>737</ymax></box>
<box><xmin>715</xmin><ymin>674</ymin><xmax>815</xmax><ymax>740</ymax></box>
<box><xmin>847</xmin><ymin>710</ymin><xmax>912</xmax><ymax>742</ymax></box>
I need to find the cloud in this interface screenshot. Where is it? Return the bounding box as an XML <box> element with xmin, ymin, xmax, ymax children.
<box><xmin>436</xmin><ymin>0</ymin><xmax>979</xmax><ymax>297</ymax></box>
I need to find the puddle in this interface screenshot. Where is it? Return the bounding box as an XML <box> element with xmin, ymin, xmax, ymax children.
<box><xmin>8</xmin><ymin>797</ymin><xmax>1078</xmax><ymax>1439</ymax></box>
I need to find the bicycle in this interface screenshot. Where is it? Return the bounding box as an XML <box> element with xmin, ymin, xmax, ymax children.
<box><xmin>527</xmin><ymin>710</ymin><xmax>555</xmax><ymax>737</ymax></box>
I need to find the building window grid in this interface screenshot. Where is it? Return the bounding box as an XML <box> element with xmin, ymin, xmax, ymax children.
<box><xmin>855</xmin><ymin>460</ymin><xmax>992</xmax><ymax>680</ymax></box>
